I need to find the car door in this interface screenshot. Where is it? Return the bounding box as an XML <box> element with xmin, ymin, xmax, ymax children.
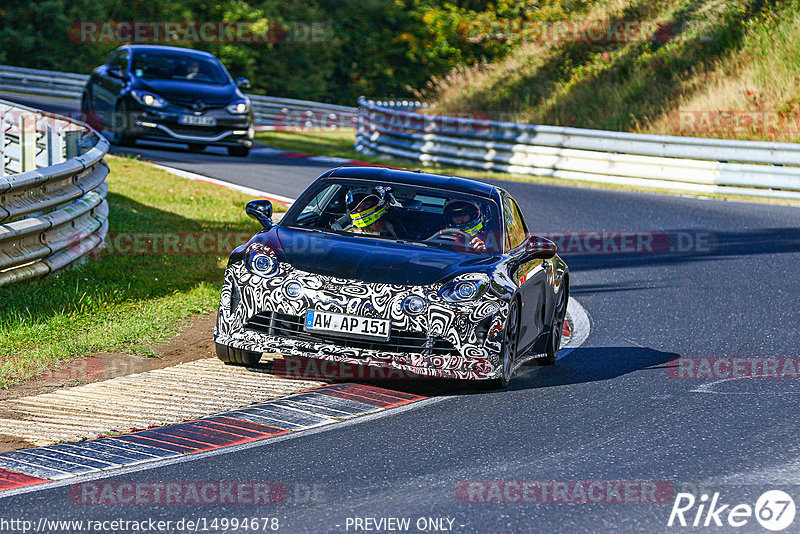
<box><xmin>503</xmin><ymin>193</ymin><xmax>547</xmax><ymax>354</ymax></box>
<box><xmin>93</xmin><ymin>50</ymin><xmax>129</xmax><ymax>121</ymax></box>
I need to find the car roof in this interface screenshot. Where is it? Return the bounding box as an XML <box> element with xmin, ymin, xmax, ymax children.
<box><xmin>118</xmin><ymin>44</ymin><xmax>216</xmax><ymax>59</ymax></box>
<box><xmin>326</xmin><ymin>167</ymin><xmax>498</xmax><ymax>198</ymax></box>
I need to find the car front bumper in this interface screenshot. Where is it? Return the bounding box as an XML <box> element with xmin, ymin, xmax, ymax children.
<box><xmin>214</xmin><ymin>261</ymin><xmax>510</xmax><ymax>380</ymax></box>
<box><xmin>127</xmin><ymin>104</ymin><xmax>254</xmax><ymax>146</ymax></box>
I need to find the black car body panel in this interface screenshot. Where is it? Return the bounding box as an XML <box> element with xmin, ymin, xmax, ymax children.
<box><xmin>214</xmin><ymin>167</ymin><xmax>569</xmax><ymax>381</ymax></box>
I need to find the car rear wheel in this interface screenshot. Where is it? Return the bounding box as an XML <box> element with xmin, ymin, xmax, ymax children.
<box><xmin>227</xmin><ymin>146</ymin><xmax>250</xmax><ymax>157</ymax></box>
<box><xmin>486</xmin><ymin>298</ymin><xmax>519</xmax><ymax>389</ymax></box>
<box><xmin>215</xmin><ymin>343</ymin><xmax>262</xmax><ymax>366</ymax></box>
<box><xmin>538</xmin><ymin>284</ymin><xmax>568</xmax><ymax>366</ymax></box>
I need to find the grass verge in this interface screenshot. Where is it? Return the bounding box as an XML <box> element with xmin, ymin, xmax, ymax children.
<box><xmin>256</xmin><ymin>130</ymin><xmax>800</xmax><ymax>206</ymax></box>
<box><xmin>0</xmin><ymin>155</ymin><xmax>283</xmax><ymax>389</ymax></box>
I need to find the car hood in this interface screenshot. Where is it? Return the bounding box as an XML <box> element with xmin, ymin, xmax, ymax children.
<box><xmin>136</xmin><ymin>79</ymin><xmax>238</xmax><ymax>105</ymax></box>
<box><xmin>272</xmin><ymin>227</ymin><xmax>498</xmax><ymax>286</ymax></box>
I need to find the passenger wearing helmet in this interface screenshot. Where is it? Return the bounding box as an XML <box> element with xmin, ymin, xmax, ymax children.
<box><xmin>438</xmin><ymin>199</ymin><xmax>486</xmax><ymax>251</ymax></box>
<box><xmin>345</xmin><ymin>191</ymin><xmax>398</xmax><ymax>238</ymax></box>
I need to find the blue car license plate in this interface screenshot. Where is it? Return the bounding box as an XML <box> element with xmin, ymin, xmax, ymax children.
<box><xmin>304</xmin><ymin>310</ymin><xmax>390</xmax><ymax>341</ymax></box>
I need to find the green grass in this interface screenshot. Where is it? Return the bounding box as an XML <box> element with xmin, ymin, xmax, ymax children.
<box><xmin>0</xmin><ymin>156</ymin><xmax>284</xmax><ymax>389</ymax></box>
<box><xmin>422</xmin><ymin>0</ymin><xmax>800</xmax><ymax>143</ymax></box>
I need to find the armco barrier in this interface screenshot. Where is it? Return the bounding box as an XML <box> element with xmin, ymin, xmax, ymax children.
<box><xmin>0</xmin><ymin>64</ymin><xmax>357</xmax><ymax>130</ymax></box>
<box><xmin>0</xmin><ymin>99</ymin><xmax>109</xmax><ymax>285</ymax></box>
<box><xmin>355</xmin><ymin>97</ymin><xmax>800</xmax><ymax>200</ymax></box>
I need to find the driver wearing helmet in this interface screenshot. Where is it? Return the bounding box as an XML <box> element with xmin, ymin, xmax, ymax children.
<box><xmin>346</xmin><ymin>190</ymin><xmax>398</xmax><ymax>238</ymax></box>
<box><xmin>438</xmin><ymin>199</ymin><xmax>487</xmax><ymax>251</ymax></box>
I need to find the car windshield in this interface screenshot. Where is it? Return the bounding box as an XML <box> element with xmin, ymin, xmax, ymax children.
<box><xmin>131</xmin><ymin>51</ymin><xmax>230</xmax><ymax>84</ymax></box>
<box><xmin>281</xmin><ymin>180</ymin><xmax>503</xmax><ymax>254</ymax></box>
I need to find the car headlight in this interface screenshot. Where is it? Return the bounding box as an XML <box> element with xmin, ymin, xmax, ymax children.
<box><xmin>226</xmin><ymin>99</ymin><xmax>250</xmax><ymax>114</ymax></box>
<box><xmin>438</xmin><ymin>279</ymin><xmax>487</xmax><ymax>302</ymax></box>
<box><xmin>285</xmin><ymin>281</ymin><xmax>304</xmax><ymax>299</ymax></box>
<box><xmin>402</xmin><ymin>295</ymin><xmax>426</xmax><ymax>315</ymax></box>
<box><xmin>246</xmin><ymin>244</ymin><xmax>280</xmax><ymax>278</ymax></box>
<box><xmin>131</xmin><ymin>90</ymin><xmax>168</xmax><ymax>108</ymax></box>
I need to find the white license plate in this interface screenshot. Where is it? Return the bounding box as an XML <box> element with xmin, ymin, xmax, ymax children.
<box><xmin>178</xmin><ymin>114</ymin><xmax>216</xmax><ymax>126</ymax></box>
<box><xmin>304</xmin><ymin>310</ymin><xmax>390</xmax><ymax>341</ymax></box>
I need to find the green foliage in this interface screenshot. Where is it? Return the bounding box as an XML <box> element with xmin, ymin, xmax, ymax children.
<box><xmin>0</xmin><ymin>0</ymin><xmax>549</xmax><ymax>104</ymax></box>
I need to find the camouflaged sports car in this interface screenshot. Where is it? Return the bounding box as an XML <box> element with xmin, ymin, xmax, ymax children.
<box><xmin>214</xmin><ymin>167</ymin><xmax>569</xmax><ymax>387</ymax></box>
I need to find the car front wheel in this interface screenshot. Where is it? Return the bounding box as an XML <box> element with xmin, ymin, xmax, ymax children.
<box><xmin>486</xmin><ymin>298</ymin><xmax>520</xmax><ymax>389</ymax></box>
<box><xmin>112</xmin><ymin>101</ymin><xmax>136</xmax><ymax>146</ymax></box>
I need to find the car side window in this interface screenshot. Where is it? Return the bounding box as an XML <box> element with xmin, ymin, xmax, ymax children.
<box><xmin>108</xmin><ymin>50</ymin><xmax>128</xmax><ymax>70</ymax></box>
<box><xmin>503</xmin><ymin>196</ymin><xmax>528</xmax><ymax>250</ymax></box>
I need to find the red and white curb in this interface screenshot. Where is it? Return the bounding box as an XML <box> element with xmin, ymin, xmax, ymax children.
<box><xmin>0</xmin><ymin>383</ymin><xmax>423</xmax><ymax>494</ymax></box>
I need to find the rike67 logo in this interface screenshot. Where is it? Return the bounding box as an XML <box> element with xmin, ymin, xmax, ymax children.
<box><xmin>668</xmin><ymin>490</ymin><xmax>796</xmax><ymax>531</ymax></box>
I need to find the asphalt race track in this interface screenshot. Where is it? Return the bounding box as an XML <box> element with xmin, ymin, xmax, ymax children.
<box><xmin>3</xmin><ymin>92</ymin><xmax>800</xmax><ymax>532</ymax></box>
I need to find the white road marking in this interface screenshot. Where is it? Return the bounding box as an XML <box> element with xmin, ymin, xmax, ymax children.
<box><xmin>561</xmin><ymin>297</ymin><xmax>590</xmax><ymax>355</ymax></box>
<box><xmin>690</xmin><ymin>376</ymin><xmax>800</xmax><ymax>395</ymax></box>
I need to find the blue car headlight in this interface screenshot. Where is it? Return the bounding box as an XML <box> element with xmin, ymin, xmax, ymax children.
<box><xmin>438</xmin><ymin>278</ymin><xmax>488</xmax><ymax>302</ymax></box>
<box><xmin>131</xmin><ymin>90</ymin><xmax>168</xmax><ymax>108</ymax></box>
<box><xmin>285</xmin><ymin>281</ymin><xmax>304</xmax><ymax>299</ymax></box>
<box><xmin>402</xmin><ymin>295</ymin><xmax>426</xmax><ymax>315</ymax></box>
<box><xmin>246</xmin><ymin>244</ymin><xmax>280</xmax><ymax>278</ymax></box>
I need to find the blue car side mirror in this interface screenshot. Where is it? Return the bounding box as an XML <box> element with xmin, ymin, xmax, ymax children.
<box><xmin>246</xmin><ymin>200</ymin><xmax>273</xmax><ymax>230</ymax></box>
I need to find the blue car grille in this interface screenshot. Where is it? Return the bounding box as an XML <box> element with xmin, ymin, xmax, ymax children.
<box><xmin>244</xmin><ymin>312</ymin><xmax>458</xmax><ymax>356</ymax></box>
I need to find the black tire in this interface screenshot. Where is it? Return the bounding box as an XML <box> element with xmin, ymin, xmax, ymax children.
<box><xmin>486</xmin><ymin>298</ymin><xmax>520</xmax><ymax>389</ymax></box>
<box><xmin>188</xmin><ymin>143</ymin><xmax>206</xmax><ymax>153</ymax></box>
<box><xmin>215</xmin><ymin>343</ymin><xmax>262</xmax><ymax>366</ymax></box>
<box><xmin>538</xmin><ymin>283</ymin><xmax>568</xmax><ymax>366</ymax></box>
<box><xmin>227</xmin><ymin>146</ymin><xmax>250</xmax><ymax>157</ymax></box>
<box><xmin>112</xmin><ymin>101</ymin><xmax>136</xmax><ymax>146</ymax></box>
<box><xmin>80</xmin><ymin>91</ymin><xmax>95</xmax><ymax>126</ymax></box>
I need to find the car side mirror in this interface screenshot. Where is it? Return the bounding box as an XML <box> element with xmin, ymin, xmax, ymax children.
<box><xmin>236</xmin><ymin>77</ymin><xmax>251</xmax><ymax>90</ymax></box>
<box><xmin>246</xmin><ymin>200</ymin><xmax>273</xmax><ymax>230</ymax></box>
<box><xmin>522</xmin><ymin>235</ymin><xmax>556</xmax><ymax>261</ymax></box>
<box><xmin>108</xmin><ymin>66</ymin><xmax>126</xmax><ymax>79</ymax></box>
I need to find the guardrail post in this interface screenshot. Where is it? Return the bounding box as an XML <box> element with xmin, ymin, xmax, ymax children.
<box><xmin>65</xmin><ymin>130</ymin><xmax>81</xmax><ymax>159</ymax></box>
<box><xmin>19</xmin><ymin>113</ymin><xmax>36</xmax><ymax>171</ymax></box>
<box><xmin>45</xmin><ymin>123</ymin><xmax>62</xmax><ymax>166</ymax></box>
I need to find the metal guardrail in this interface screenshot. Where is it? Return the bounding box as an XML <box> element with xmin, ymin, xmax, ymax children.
<box><xmin>0</xmin><ymin>64</ymin><xmax>357</xmax><ymax>130</ymax></box>
<box><xmin>0</xmin><ymin>99</ymin><xmax>109</xmax><ymax>285</ymax></box>
<box><xmin>356</xmin><ymin>97</ymin><xmax>800</xmax><ymax>200</ymax></box>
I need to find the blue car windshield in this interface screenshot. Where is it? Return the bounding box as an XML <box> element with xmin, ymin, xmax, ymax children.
<box><xmin>281</xmin><ymin>180</ymin><xmax>504</xmax><ymax>254</ymax></box>
<box><xmin>131</xmin><ymin>52</ymin><xmax>230</xmax><ymax>84</ymax></box>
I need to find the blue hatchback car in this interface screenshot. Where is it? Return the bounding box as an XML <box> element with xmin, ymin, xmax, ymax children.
<box><xmin>81</xmin><ymin>44</ymin><xmax>254</xmax><ymax>156</ymax></box>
